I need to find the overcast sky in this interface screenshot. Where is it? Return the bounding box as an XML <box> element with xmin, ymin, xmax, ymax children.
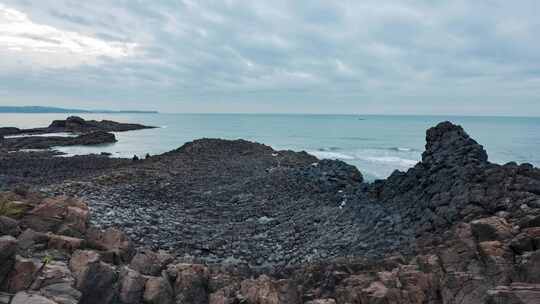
<box><xmin>0</xmin><ymin>1</ymin><xmax>539</xmax><ymax>115</ymax></box>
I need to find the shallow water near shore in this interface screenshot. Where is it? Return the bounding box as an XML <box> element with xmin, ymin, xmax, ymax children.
<box><xmin>1</xmin><ymin>113</ymin><xmax>539</xmax><ymax>181</ymax></box>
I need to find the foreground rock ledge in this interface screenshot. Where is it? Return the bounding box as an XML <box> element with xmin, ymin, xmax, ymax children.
<box><xmin>0</xmin><ymin>121</ymin><xmax>539</xmax><ymax>303</ymax></box>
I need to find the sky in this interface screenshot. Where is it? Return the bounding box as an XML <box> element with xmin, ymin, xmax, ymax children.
<box><xmin>0</xmin><ymin>1</ymin><xmax>539</xmax><ymax>115</ymax></box>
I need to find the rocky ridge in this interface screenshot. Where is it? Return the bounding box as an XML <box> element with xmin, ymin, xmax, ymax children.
<box><xmin>0</xmin><ymin>116</ymin><xmax>155</xmax><ymax>151</ymax></box>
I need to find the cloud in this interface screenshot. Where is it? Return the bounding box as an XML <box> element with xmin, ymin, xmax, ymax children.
<box><xmin>0</xmin><ymin>3</ymin><xmax>136</xmax><ymax>69</ymax></box>
<box><xmin>0</xmin><ymin>0</ymin><xmax>539</xmax><ymax>115</ymax></box>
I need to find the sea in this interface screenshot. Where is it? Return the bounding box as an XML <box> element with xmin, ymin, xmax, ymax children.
<box><xmin>1</xmin><ymin>113</ymin><xmax>539</xmax><ymax>181</ymax></box>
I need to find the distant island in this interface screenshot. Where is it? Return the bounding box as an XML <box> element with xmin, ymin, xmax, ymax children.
<box><xmin>0</xmin><ymin>106</ymin><xmax>158</xmax><ymax>114</ymax></box>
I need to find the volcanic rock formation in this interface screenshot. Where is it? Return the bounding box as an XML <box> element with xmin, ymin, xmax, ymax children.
<box><xmin>0</xmin><ymin>121</ymin><xmax>539</xmax><ymax>303</ymax></box>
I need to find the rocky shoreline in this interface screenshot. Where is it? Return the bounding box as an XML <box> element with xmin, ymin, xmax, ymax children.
<box><xmin>0</xmin><ymin>121</ymin><xmax>540</xmax><ymax>303</ymax></box>
<box><xmin>0</xmin><ymin>116</ymin><xmax>155</xmax><ymax>151</ymax></box>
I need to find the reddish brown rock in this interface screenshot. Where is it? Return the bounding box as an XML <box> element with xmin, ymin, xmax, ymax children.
<box><xmin>69</xmin><ymin>250</ymin><xmax>117</xmax><ymax>304</ymax></box>
<box><xmin>172</xmin><ymin>263</ymin><xmax>209</xmax><ymax>304</ymax></box>
<box><xmin>0</xmin><ymin>215</ymin><xmax>21</xmax><ymax>236</ymax></box>
<box><xmin>304</xmin><ymin>300</ymin><xmax>336</xmax><ymax>304</ymax></box>
<box><xmin>17</xmin><ymin>229</ymin><xmax>49</xmax><ymax>251</ymax></box>
<box><xmin>86</xmin><ymin>227</ymin><xmax>133</xmax><ymax>263</ymax></box>
<box><xmin>39</xmin><ymin>282</ymin><xmax>82</xmax><ymax>304</ymax></box>
<box><xmin>129</xmin><ymin>249</ymin><xmax>173</xmax><ymax>276</ymax></box>
<box><xmin>69</xmin><ymin>250</ymin><xmax>101</xmax><ymax>285</ymax></box>
<box><xmin>119</xmin><ymin>267</ymin><xmax>147</xmax><ymax>304</ymax></box>
<box><xmin>143</xmin><ymin>275</ymin><xmax>174</xmax><ymax>304</ymax></box>
<box><xmin>77</xmin><ymin>261</ymin><xmax>118</xmax><ymax>304</ymax></box>
<box><xmin>0</xmin><ymin>235</ymin><xmax>17</xmax><ymax>285</ymax></box>
<box><xmin>47</xmin><ymin>234</ymin><xmax>84</xmax><ymax>253</ymax></box>
<box><xmin>11</xmin><ymin>292</ymin><xmax>58</xmax><ymax>304</ymax></box>
<box><xmin>335</xmin><ymin>274</ymin><xmax>376</xmax><ymax>303</ymax></box>
<box><xmin>471</xmin><ymin>216</ymin><xmax>513</xmax><ymax>242</ymax></box>
<box><xmin>31</xmin><ymin>261</ymin><xmax>75</xmax><ymax>290</ymax></box>
<box><xmin>240</xmin><ymin>275</ymin><xmax>300</xmax><ymax>304</ymax></box>
<box><xmin>487</xmin><ymin>283</ymin><xmax>540</xmax><ymax>304</ymax></box>
<box><xmin>7</xmin><ymin>256</ymin><xmax>41</xmax><ymax>293</ymax></box>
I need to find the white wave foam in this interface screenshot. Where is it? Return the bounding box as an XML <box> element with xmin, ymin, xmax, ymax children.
<box><xmin>309</xmin><ymin>151</ymin><xmax>355</xmax><ymax>160</ymax></box>
<box><xmin>394</xmin><ymin>147</ymin><xmax>413</xmax><ymax>152</ymax></box>
<box><xmin>6</xmin><ymin>132</ymin><xmax>76</xmax><ymax>138</ymax></box>
<box><xmin>364</xmin><ymin>156</ymin><xmax>418</xmax><ymax>167</ymax></box>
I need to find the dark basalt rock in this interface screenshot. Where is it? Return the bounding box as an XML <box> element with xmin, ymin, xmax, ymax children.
<box><xmin>0</xmin><ymin>131</ymin><xmax>117</xmax><ymax>150</ymax></box>
<box><xmin>48</xmin><ymin>116</ymin><xmax>156</xmax><ymax>133</ymax></box>
<box><xmin>0</xmin><ymin>127</ymin><xmax>21</xmax><ymax>137</ymax></box>
<box><xmin>1</xmin><ymin>116</ymin><xmax>155</xmax><ymax>138</ymax></box>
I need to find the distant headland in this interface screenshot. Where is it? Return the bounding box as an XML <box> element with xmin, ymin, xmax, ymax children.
<box><xmin>0</xmin><ymin>106</ymin><xmax>158</xmax><ymax>114</ymax></box>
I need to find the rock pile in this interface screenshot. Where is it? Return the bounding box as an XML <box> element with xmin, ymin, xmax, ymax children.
<box><xmin>2</xmin><ymin>189</ymin><xmax>540</xmax><ymax>303</ymax></box>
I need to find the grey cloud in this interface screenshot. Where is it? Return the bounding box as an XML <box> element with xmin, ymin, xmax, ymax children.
<box><xmin>0</xmin><ymin>0</ymin><xmax>539</xmax><ymax>115</ymax></box>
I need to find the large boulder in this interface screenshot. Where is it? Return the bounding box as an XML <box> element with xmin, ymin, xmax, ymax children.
<box><xmin>487</xmin><ymin>283</ymin><xmax>540</xmax><ymax>304</ymax></box>
<box><xmin>516</xmin><ymin>250</ymin><xmax>540</xmax><ymax>283</ymax></box>
<box><xmin>40</xmin><ymin>282</ymin><xmax>81</xmax><ymax>304</ymax></box>
<box><xmin>118</xmin><ymin>267</ymin><xmax>147</xmax><ymax>304</ymax></box>
<box><xmin>143</xmin><ymin>275</ymin><xmax>174</xmax><ymax>304</ymax></box>
<box><xmin>129</xmin><ymin>249</ymin><xmax>173</xmax><ymax>276</ymax></box>
<box><xmin>47</xmin><ymin>234</ymin><xmax>85</xmax><ymax>253</ymax></box>
<box><xmin>69</xmin><ymin>250</ymin><xmax>117</xmax><ymax>304</ymax></box>
<box><xmin>239</xmin><ymin>275</ymin><xmax>300</xmax><ymax>304</ymax></box>
<box><xmin>6</xmin><ymin>256</ymin><xmax>41</xmax><ymax>293</ymax></box>
<box><xmin>471</xmin><ymin>217</ymin><xmax>513</xmax><ymax>242</ymax></box>
<box><xmin>87</xmin><ymin>227</ymin><xmax>133</xmax><ymax>263</ymax></box>
<box><xmin>21</xmin><ymin>197</ymin><xmax>88</xmax><ymax>235</ymax></box>
<box><xmin>11</xmin><ymin>292</ymin><xmax>58</xmax><ymax>304</ymax></box>
<box><xmin>0</xmin><ymin>235</ymin><xmax>17</xmax><ymax>285</ymax></box>
<box><xmin>169</xmin><ymin>263</ymin><xmax>209</xmax><ymax>304</ymax></box>
<box><xmin>0</xmin><ymin>215</ymin><xmax>21</xmax><ymax>236</ymax></box>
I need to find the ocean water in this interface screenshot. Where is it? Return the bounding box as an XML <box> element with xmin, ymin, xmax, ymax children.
<box><xmin>1</xmin><ymin>113</ymin><xmax>539</xmax><ymax>181</ymax></box>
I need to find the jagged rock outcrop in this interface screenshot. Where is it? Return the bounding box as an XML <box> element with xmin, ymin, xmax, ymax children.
<box><xmin>0</xmin><ymin>116</ymin><xmax>155</xmax><ymax>138</ymax></box>
<box><xmin>0</xmin><ymin>131</ymin><xmax>117</xmax><ymax>150</ymax></box>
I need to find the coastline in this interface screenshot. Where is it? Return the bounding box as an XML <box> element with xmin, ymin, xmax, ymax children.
<box><xmin>1</xmin><ymin>120</ymin><xmax>540</xmax><ymax>303</ymax></box>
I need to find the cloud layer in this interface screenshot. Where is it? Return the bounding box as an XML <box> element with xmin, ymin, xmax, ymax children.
<box><xmin>0</xmin><ymin>1</ymin><xmax>539</xmax><ymax>115</ymax></box>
